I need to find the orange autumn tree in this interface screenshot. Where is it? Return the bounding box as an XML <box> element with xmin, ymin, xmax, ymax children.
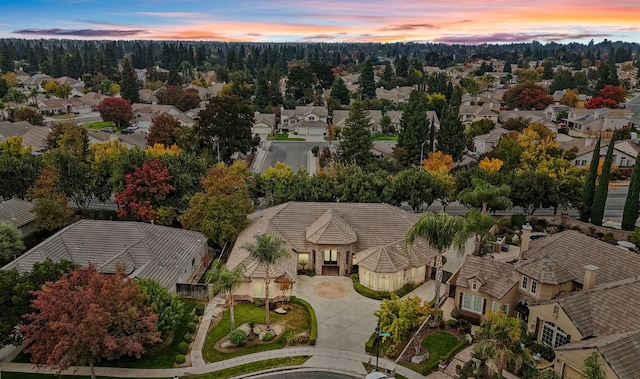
<box><xmin>22</xmin><ymin>265</ymin><xmax>161</xmax><ymax>379</ymax></box>
<box><xmin>423</xmin><ymin>151</ymin><xmax>454</xmax><ymax>173</ymax></box>
<box><xmin>479</xmin><ymin>157</ymin><xmax>504</xmax><ymax>173</ymax></box>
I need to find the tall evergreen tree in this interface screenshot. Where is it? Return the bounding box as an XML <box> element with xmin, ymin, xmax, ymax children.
<box><xmin>359</xmin><ymin>60</ymin><xmax>376</xmax><ymax>100</ymax></box>
<box><xmin>436</xmin><ymin>104</ymin><xmax>466</xmax><ymax>161</ymax></box>
<box><xmin>622</xmin><ymin>158</ymin><xmax>640</xmax><ymax>230</ymax></box>
<box><xmin>396</xmin><ymin>91</ymin><xmax>429</xmax><ymax>167</ymax></box>
<box><xmin>330</xmin><ymin>75</ymin><xmax>350</xmax><ymax>105</ymax></box>
<box><xmin>591</xmin><ymin>136</ymin><xmax>615</xmax><ymax>226</ymax></box>
<box><xmin>338</xmin><ymin>100</ymin><xmax>373</xmax><ymax>167</ymax></box>
<box><xmin>580</xmin><ymin>137</ymin><xmax>601</xmax><ymax>222</ymax></box>
<box><xmin>119</xmin><ymin>58</ymin><xmax>140</xmax><ymax>104</ymax></box>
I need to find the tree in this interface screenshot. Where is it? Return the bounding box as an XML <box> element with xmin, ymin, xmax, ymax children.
<box><xmin>243</xmin><ymin>234</ymin><xmax>289</xmax><ymax>331</ymax></box>
<box><xmin>511</xmin><ymin>171</ymin><xmax>559</xmax><ymax>215</ymax></box>
<box><xmin>210</xmin><ymin>265</ymin><xmax>243</xmax><ymax>332</ymax></box>
<box><xmin>359</xmin><ymin>60</ymin><xmax>376</xmax><ymax>99</ymax></box>
<box><xmin>437</xmin><ymin>103</ymin><xmax>466</xmax><ymax>161</ymax></box>
<box><xmin>622</xmin><ymin>158</ymin><xmax>640</xmax><ymax>230</ymax></box>
<box><xmin>560</xmin><ymin>89</ymin><xmax>579</xmax><ymax>107</ymax></box>
<box><xmin>97</xmin><ymin>98</ymin><xmax>133</xmax><ymax>128</ymax></box>
<box><xmin>374</xmin><ymin>295</ymin><xmax>431</xmax><ymax>345</ymax></box>
<box><xmin>14</xmin><ymin>107</ymin><xmax>44</xmax><ymax>125</ymax></box>
<box><xmin>45</xmin><ymin>121</ymin><xmax>89</xmax><ymax>160</ymax></box>
<box><xmin>591</xmin><ymin>136</ymin><xmax>616</xmax><ymax>226</ymax></box>
<box><xmin>406</xmin><ymin>213</ymin><xmax>469</xmax><ymax>324</ymax></box>
<box><xmin>115</xmin><ymin>159</ymin><xmax>175</xmax><ymax>223</ymax></box>
<box><xmin>396</xmin><ymin>91</ymin><xmax>430</xmax><ymax>167</ymax></box>
<box><xmin>22</xmin><ymin>265</ymin><xmax>161</xmax><ymax>379</ymax></box>
<box><xmin>135</xmin><ymin>278</ymin><xmax>184</xmax><ymax>338</ymax></box>
<box><xmin>580</xmin><ymin>137</ymin><xmax>601</xmax><ymax>222</ymax></box>
<box><xmin>582</xmin><ymin>352</ymin><xmax>606</xmax><ymax>379</ymax></box>
<box><xmin>0</xmin><ymin>221</ymin><xmax>24</xmax><ymax>261</ymax></box>
<box><xmin>474</xmin><ymin>311</ymin><xmax>525</xmax><ymax>379</ymax></box>
<box><xmin>479</xmin><ymin>157</ymin><xmax>504</xmax><ymax>173</ymax></box>
<box><xmin>389</xmin><ymin>169</ymin><xmax>443</xmax><ymax>212</ymax></box>
<box><xmin>502</xmin><ymin>82</ymin><xmax>554</xmax><ymax>110</ymax></box>
<box><xmin>25</xmin><ymin>165</ymin><xmax>73</xmax><ymax>230</ymax></box>
<box><xmin>119</xmin><ymin>58</ymin><xmax>141</xmax><ymax>104</ymax></box>
<box><xmin>338</xmin><ymin>100</ymin><xmax>374</xmax><ymax>167</ymax></box>
<box><xmin>465</xmin><ymin>209</ymin><xmax>497</xmax><ymax>255</ymax></box>
<box><xmin>330</xmin><ymin>75</ymin><xmax>350</xmax><ymax>106</ymax></box>
<box><xmin>147</xmin><ymin>113</ymin><xmax>183</xmax><ymax>146</ymax></box>
<box><xmin>0</xmin><ymin>78</ymin><xmax>8</xmax><ymax>99</ymax></box>
<box><xmin>423</xmin><ymin>151</ymin><xmax>454</xmax><ymax>173</ymax></box>
<box><xmin>0</xmin><ymin>153</ymin><xmax>43</xmax><ymax>199</ymax></box>
<box><xmin>194</xmin><ymin>95</ymin><xmax>256</xmax><ymax>164</ymax></box>
<box><xmin>466</xmin><ymin>119</ymin><xmax>495</xmax><ymax>143</ymax></box>
<box><xmin>285</xmin><ymin>65</ymin><xmax>314</xmax><ymax>105</ymax></box>
<box><xmin>180</xmin><ymin>162</ymin><xmax>255</xmax><ymax>247</ymax></box>
<box><xmin>458</xmin><ymin>178</ymin><xmax>512</xmax><ymax>214</ymax></box>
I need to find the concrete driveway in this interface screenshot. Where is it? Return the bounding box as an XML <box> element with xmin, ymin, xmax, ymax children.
<box><xmin>293</xmin><ymin>276</ymin><xmax>380</xmax><ymax>353</ymax></box>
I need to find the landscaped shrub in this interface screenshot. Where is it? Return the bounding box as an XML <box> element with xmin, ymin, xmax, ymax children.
<box><xmin>297</xmin><ymin>334</ymin><xmax>309</xmax><ymax>344</ymax></box>
<box><xmin>184</xmin><ymin>333</ymin><xmax>192</xmax><ymax>342</ymax></box>
<box><xmin>175</xmin><ymin>354</ymin><xmax>186</xmax><ymax>364</ymax></box>
<box><xmin>195</xmin><ymin>304</ymin><xmax>205</xmax><ymax>316</ymax></box>
<box><xmin>291</xmin><ymin>297</ymin><xmax>317</xmax><ymax>345</ymax></box>
<box><xmin>511</xmin><ymin>214</ymin><xmax>527</xmax><ymax>227</ymax></box>
<box><xmin>187</xmin><ymin>322</ymin><xmax>197</xmax><ymax>333</ymax></box>
<box><xmin>262</xmin><ymin>331</ymin><xmax>274</xmax><ymax>341</ymax></box>
<box><xmin>177</xmin><ymin>342</ymin><xmax>189</xmax><ymax>355</ymax></box>
<box><xmin>254</xmin><ymin>299</ymin><xmax>265</xmax><ymax>308</ymax></box>
<box><xmin>311</xmin><ymin>146</ymin><xmax>319</xmax><ymax>157</ymax></box>
<box><xmin>229</xmin><ymin>329</ymin><xmax>247</xmax><ymax>345</ymax></box>
<box><xmin>365</xmin><ymin>332</ymin><xmax>378</xmax><ymax>354</ymax></box>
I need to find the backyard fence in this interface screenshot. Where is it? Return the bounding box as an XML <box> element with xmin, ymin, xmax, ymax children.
<box><xmin>176</xmin><ymin>283</ymin><xmax>210</xmax><ymax>300</ymax></box>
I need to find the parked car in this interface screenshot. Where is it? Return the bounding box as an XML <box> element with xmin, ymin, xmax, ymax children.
<box><xmin>121</xmin><ymin>124</ymin><xmax>139</xmax><ymax>134</ymax></box>
<box><xmin>100</xmin><ymin>127</ymin><xmax>114</xmax><ymax>133</ymax></box>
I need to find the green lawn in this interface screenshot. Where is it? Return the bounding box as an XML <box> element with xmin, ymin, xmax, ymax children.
<box><xmin>399</xmin><ymin>331</ymin><xmax>464</xmax><ymax>375</ymax></box>
<box><xmin>83</xmin><ymin>121</ymin><xmax>114</xmax><ymax>130</ymax></box>
<box><xmin>202</xmin><ymin>302</ymin><xmax>310</xmax><ymax>363</ymax></box>
<box><xmin>188</xmin><ymin>356</ymin><xmax>309</xmax><ymax>378</ymax></box>
<box><xmin>268</xmin><ymin>133</ymin><xmax>306</xmax><ymax>141</ymax></box>
<box><xmin>0</xmin><ymin>374</ymin><xmax>170</xmax><ymax>379</ymax></box>
<box><xmin>372</xmin><ymin>133</ymin><xmax>398</xmax><ymax>141</ymax></box>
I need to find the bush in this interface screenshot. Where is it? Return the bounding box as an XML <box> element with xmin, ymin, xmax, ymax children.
<box><xmin>195</xmin><ymin>303</ymin><xmax>205</xmax><ymax>316</ymax></box>
<box><xmin>187</xmin><ymin>321</ymin><xmax>197</xmax><ymax>333</ymax></box>
<box><xmin>297</xmin><ymin>334</ymin><xmax>309</xmax><ymax>344</ymax></box>
<box><xmin>511</xmin><ymin>214</ymin><xmax>527</xmax><ymax>227</ymax></box>
<box><xmin>254</xmin><ymin>299</ymin><xmax>265</xmax><ymax>308</ymax></box>
<box><xmin>230</xmin><ymin>329</ymin><xmax>247</xmax><ymax>345</ymax></box>
<box><xmin>291</xmin><ymin>297</ymin><xmax>317</xmax><ymax>345</ymax></box>
<box><xmin>184</xmin><ymin>333</ymin><xmax>192</xmax><ymax>342</ymax></box>
<box><xmin>312</xmin><ymin>145</ymin><xmax>319</xmax><ymax>157</ymax></box>
<box><xmin>177</xmin><ymin>341</ymin><xmax>189</xmax><ymax>355</ymax></box>
<box><xmin>365</xmin><ymin>332</ymin><xmax>378</xmax><ymax>353</ymax></box>
<box><xmin>262</xmin><ymin>331</ymin><xmax>274</xmax><ymax>341</ymax></box>
<box><xmin>175</xmin><ymin>354</ymin><xmax>186</xmax><ymax>364</ymax></box>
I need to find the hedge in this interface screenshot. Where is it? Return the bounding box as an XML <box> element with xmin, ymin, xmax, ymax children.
<box><xmin>365</xmin><ymin>332</ymin><xmax>378</xmax><ymax>354</ymax></box>
<box><xmin>291</xmin><ymin>297</ymin><xmax>317</xmax><ymax>345</ymax></box>
<box><xmin>350</xmin><ymin>274</ymin><xmax>415</xmax><ymax>300</ymax></box>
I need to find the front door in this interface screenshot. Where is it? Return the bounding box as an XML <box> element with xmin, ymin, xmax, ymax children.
<box><xmin>322</xmin><ymin>249</ymin><xmax>339</xmax><ymax>275</ymax></box>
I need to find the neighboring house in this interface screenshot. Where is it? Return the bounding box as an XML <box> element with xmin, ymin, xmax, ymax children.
<box><xmin>280</xmin><ymin>106</ymin><xmax>328</xmax><ymax>136</ymax></box>
<box><xmin>375</xmin><ymin>86</ymin><xmax>413</xmax><ymax>103</ymax></box>
<box><xmin>565</xmin><ymin>108</ymin><xmax>632</xmax><ymax>133</ymax></box>
<box><xmin>226</xmin><ymin>202</ymin><xmax>424</xmax><ymax>301</ymax></box>
<box><xmin>131</xmin><ymin>103</ymin><xmax>195</xmax><ymax>129</ymax></box>
<box><xmin>0</xmin><ymin>120</ymin><xmax>50</xmax><ymax>152</ymax></box>
<box><xmin>472</xmin><ymin>127</ymin><xmax>508</xmax><ymax>155</ymax></box>
<box><xmin>54</xmin><ymin>76</ymin><xmax>85</xmax><ymax>96</ymax></box>
<box><xmin>565</xmin><ymin>138</ymin><xmax>640</xmax><ymax>168</ymax></box>
<box><xmin>543</xmin><ymin>104</ymin><xmax>571</xmax><ymax>122</ymax></box>
<box><xmin>459</xmin><ymin>105</ymin><xmax>499</xmax><ymax>126</ymax></box>
<box><xmin>461</xmin><ymin>95</ymin><xmax>500</xmax><ymax>109</ymax></box>
<box><xmin>37</xmin><ymin>98</ymin><xmax>92</xmax><ymax>115</ymax></box>
<box><xmin>138</xmin><ymin>89</ymin><xmax>158</xmax><ymax>104</ymax></box>
<box><xmin>1</xmin><ymin>220</ymin><xmax>208</xmax><ymax>290</ymax></box>
<box><xmin>78</xmin><ymin>92</ymin><xmax>110</xmax><ymax>109</ymax></box>
<box><xmin>499</xmin><ymin>110</ymin><xmax>546</xmax><ymax>125</ymax></box>
<box><xmin>624</xmin><ymin>94</ymin><xmax>640</xmax><ymax>128</ymax></box>
<box><xmin>252</xmin><ymin>112</ymin><xmax>276</xmax><ymax>140</ymax></box>
<box><xmin>332</xmin><ymin>109</ymin><xmax>438</xmax><ymax>134</ymax></box>
<box><xmin>0</xmin><ymin>198</ymin><xmax>36</xmax><ymax>234</ymax></box>
<box><xmin>22</xmin><ymin>73</ymin><xmax>53</xmax><ymax>90</ymax></box>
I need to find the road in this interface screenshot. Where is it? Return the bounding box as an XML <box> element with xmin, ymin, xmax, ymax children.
<box><xmin>260</xmin><ymin>141</ymin><xmax>330</xmax><ymax>173</ymax></box>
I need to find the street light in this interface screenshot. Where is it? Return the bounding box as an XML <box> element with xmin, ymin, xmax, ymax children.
<box><xmin>419</xmin><ymin>139</ymin><xmax>430</xmax><ymax>169</ymax></box>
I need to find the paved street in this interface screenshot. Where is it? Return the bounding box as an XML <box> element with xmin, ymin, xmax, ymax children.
<box><xmin>259</xmin><ymin>141</ymin><xmax>330</xmax><ymax>173</ymax></box>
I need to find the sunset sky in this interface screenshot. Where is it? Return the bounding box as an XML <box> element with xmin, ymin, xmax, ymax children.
<box><xmin>1</xmin><ymin>0</ymin><xmax>639</xmax><ymax>44</ymax></box>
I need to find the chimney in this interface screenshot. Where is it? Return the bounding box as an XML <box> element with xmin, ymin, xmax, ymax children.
<box><xmin>519</xmin><ymin>224</ymin><xmax>533</xmax><ymax>259</ymax></box>
<box><xmin>583</xmin><ymin>264</ymin><xmax>599</xmax><ymax>290</ymax></box>
<box><xmin>585</xmin><ymin>138</ymin><xmax>592</xmax><ymax>147</ymax></box>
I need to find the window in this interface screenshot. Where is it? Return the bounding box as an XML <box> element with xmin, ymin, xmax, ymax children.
<box><xmin>378</xmin><ymin>275</ymin><xmax>390</xmax><ymax>291</ymax></box>
<box><xmin>522</xmin><ymin>276</ymin><xmax>528</xmax><ymax>290</ymax></box>
<box><xmin>472</xmin><ymin>282</ymin><xmax>478</xmax><ymax>290</ymax></box>
<box><xmin>493</xmin><ymin>301</ymin><xmax>500</xmax><ymax>312</ymax></box>
<box><xmin>324</xmin><ymin>250</ymin><xmax>338</xmax><ymax>265</ymax></box>
<box><xmin>462</xmin><ymin>293</ymin><xmax>485</xmax><ymax>314</ymax></box>
<box><xmin>253</xmin><ymin>282</ymin><xmax>264</xmax><ymax>298</ymax></box>
<box><xmin>541</xmin><ymin>321</ymin><xmax>569</xmax><ymax>348</ymax></box>
<box><xmin>531</xmin><ymin>280</ymin><xmax>538</xmax><ymax>295</ymax></box>
<box><xmin>366</xmin><ymin>271</ymin><xmax>373</xmax><ymax>288</ymax></box>
<box><xmin>620</xmin><ymin>156</ymin><xmax>627</xmax><ymax>166</ymax></box>
<box><xmin>501</xmin><ymin>304</ymin><xmax>509</xmax><ymax>313</ymax></box>
<box><xmin>395</xmin><ymin>273</ymin><xmax>403</xmax><ymax>289</ymax></box>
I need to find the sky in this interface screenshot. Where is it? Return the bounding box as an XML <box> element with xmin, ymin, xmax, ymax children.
<box><xmin>0</xmin><ymin>0</ymin><xmax>639</xmax><ymax>44</ymax></box>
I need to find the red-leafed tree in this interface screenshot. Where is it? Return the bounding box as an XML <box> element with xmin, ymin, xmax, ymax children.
<box><xmin>585</xmin><ymin>85</ymin><xmax>627</xmax><ymax>109</ymax></box>
<box><xmin>97</xmin><ymin>98</ymin><xmax>134</xmax><ymax>127</ymax></box>
<box><xmin>584</xmin><ymin>97</ymin><xmax>619</xmax><ymax>109</ymax></box>
<box><xmin>502</xmin><ymin>82</ymin><xmax>554</xmax><ymax>110</ymax></box>
<box><xmin>114</xmin><ymin>159</ymin><xmax>174</xmax><ymax>222</ymax></box>
<box><xmin>22</xmin><ymin>265</ymin><xmax>161</xmax><ymax>379</ymax></box>
<box><xmin>146</xmin><ymin>113</ymin><xmax>183</xmax><ymax>146</ymax></box>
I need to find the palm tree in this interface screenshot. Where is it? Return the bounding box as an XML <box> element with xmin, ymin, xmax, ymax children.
<box><xmin>207</xmin><ymin>263</ymin><xmax>244</xmax><ymax>332</ymax></box>
<box><xmin>243</xmin><ymin>234</ymin><xmax>289</xmax><ymax>331</ymax></box>
<box><xmin>465</xmin><ymin>209</ymin><xmax>498</xmax><ymax>255</ymax></box>
<box><xmin>474</xmin><ymin>311</ymin><xmax>526</xmax><ymax>379</ymax></box>
<box><xmin>406</xmin><ymin>212</ymin><xmax>469</xmax><ymax>324</ymax></box>
<box><xmin>458</xmin><ymin>178</ymin><xmax>512</xmax><ymax>214</ymax></box>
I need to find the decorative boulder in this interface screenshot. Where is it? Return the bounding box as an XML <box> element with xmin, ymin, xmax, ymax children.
<box><xmin>237</xmin><ymin>323</ymin><xmax>252</xmax><ymax>336</ymax></box>
<box><xmin>411</xmin><ymin>355</ymin><xmax>426</xmax><ymax>364</ymax></box>
<box><xmin>271</xmin><ymin>324</ymin><xmax>284</xmax><ymax>336</ymax></box>
<box><xmin>274</xmin><ymin>307</ymin><xmax>287</xmax><ymax>314</ymax></box>
<box><xmin>221</xmin><ymin>340</ymin><xmax>235</xmax><ymax>348</ymax></box>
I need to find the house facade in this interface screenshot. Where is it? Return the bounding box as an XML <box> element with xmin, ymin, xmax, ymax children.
<box><xmin>280</xmin><ymin>106</ymin><xmax>328</xmax><ymax>136</ymax></box>
<box><xmin>459</xmin><ymin>105</ymin><xmax>499</xmax><ymax>126</ymax></box>
<box><xmin>565</xmin><ymin>108</ymin><xmax>632</xmax><ymax>133</ymax></box>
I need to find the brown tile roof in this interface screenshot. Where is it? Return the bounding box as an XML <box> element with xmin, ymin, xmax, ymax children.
<box><xmin>455</xmin><ymin>255</ymin><xmax>519</xmax><ymax>300</ymax></box>
<box><xmin>522</xmin><ymin>230</ymin><xmax>640</xmax><ymax>286</ymax></box>
<box><xmin>356</xmin><ymin>238</ymin><xmax>437</xmax><ymax>273</ymax></box>
<box><xmin>555</xmin><ymin>330</ymin><xmax>640</xmax><ymax>379</ymax></box>
<box><xmin>555</xmin><ymin>277</ymin><xmax>640</xmax><ymax>338</ymax></box>
<box><xmin>0</xmin><ymin>121</ymin><xmax>50</xmax><ymax>151</ymax></box>
<box><xmin>306</xmin><ymin>208</ymin><xmax>358</xmax><ymax>245</ymax></box>
<box><xmin>515</xmin><ymin>255</ymin><xmax>576</xmax><ymax>285</ymax></box>
<box><xmin>0</xmin><ymin>198</ymin><xmax>35</xmax><ymax>229</ymax></box>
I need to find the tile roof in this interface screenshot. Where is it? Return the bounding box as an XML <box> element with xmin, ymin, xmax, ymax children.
<box><xmin>2</xmin><ymin>220</ymin><xmax>207</xmax><ymax>289</ymax></box>
<box><xmin>555</xmin><ymin>330</ymin><xmax>640</xmax><ymax>379</ymax></box>
<box><xmin>306</xmin><ymin>208</ymin><xmax>358</xmax><ymax>245</ymax></box>
<box><xmin>356</xmin><ymin>238</ymin><xmax>437</xmax><ymax>273</ymax></box>
<box><xmin>455</xmin><ymin>255</ymin><xmax>519</xmax><ymax>300</ymax></box>
<box><xmin>515</xmin><ymin>255</ymin><xmax>576</xmax><ymax>285</ymax></box>
<box><xmin>522</xmin><ymin>230</ymin><xmax>640</xmax><ymax>286</ymax></box>
<box><xmin>0</xmin><ymin>121</ymin><xmax>50</xmax><ymax>151</ymax></box>
<box><xmin>0</xmin><ymin>198</ymin><xmax>35</xmax><ymax>229</ymax></box>
<box><xmin>553</xmin><ymin>277</ymin><xmax>640</xmax><ymax>338</ymax></box>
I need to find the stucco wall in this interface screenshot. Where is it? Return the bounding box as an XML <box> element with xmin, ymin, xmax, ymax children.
<box><xmin>527</xmin><ymin>303</ymin><xmax>584</xmax><ymax>343</ymax></box>
<box><xmin>553</xmin><ymin>349</ymin><xmax>618</xmax><ymax>379</ymax></box>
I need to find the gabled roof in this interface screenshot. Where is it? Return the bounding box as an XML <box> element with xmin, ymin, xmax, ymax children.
<box><xmin>455</xmin><ymin>255</ymin><xmax>519</xmax><ymax>300</ymax></box>
<box><xmin>555</xmin><ymin>329</ymin><xmax>640</xmax><ymax>379</ymax></box>
<box><xmin>515</xmin><ymin>255</ymin><xmax>576</xmax><ymax>285</ymax></box>
<box><xmin>0</xmin><ymin>198</ymin><xmax>35</xmax><ymax>229</ymax></box>
<box><xmin>0</xmin><ymin>121</ymin><xmax>50</xmax><ymax>151</ymax></box>
<box><xmin>306</xmin><ymin>208</ymin><xmax>358</xmax><ymax>245</ymax></box>
<box><xmin>522</xmin><ymin>230</ymin><xmax>640</xmax><ymax>287</ymax></box>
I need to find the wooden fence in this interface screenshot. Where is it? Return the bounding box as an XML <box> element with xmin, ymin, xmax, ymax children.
<box><xmin>176</xmin><ymin>283</ymin><xmax>210</xmax><ymax>300</ymax></box>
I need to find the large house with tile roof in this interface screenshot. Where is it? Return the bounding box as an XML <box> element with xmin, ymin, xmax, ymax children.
<box><xmin>280</xmin><ymin>106</ymin><xmax>328</xmax><ymax>136</ymax></box>
<box><xmin>565</xmin><ymin>108</ymin><xmax>632</xmax><ymax>133</ymax></box>
<box><xmin>2</xmin><ymin>220</ymin><xmax>208</xmax><ymax>290</ymax></box>
<box><xmin>0</xmin><ymin>120</ymin><xmax>50</xmax><ymax>152</ymax></box>
<box><xmin>227</xmin><ymin>202</ymin><xmax>435</xmax><ymax>301</ymax></box>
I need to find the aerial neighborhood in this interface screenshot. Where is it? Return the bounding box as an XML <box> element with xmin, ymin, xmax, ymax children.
<box><xmin>1</xmin><ymin>38</ymin><xmax>640</xmax><ymax>379</ymax></box>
